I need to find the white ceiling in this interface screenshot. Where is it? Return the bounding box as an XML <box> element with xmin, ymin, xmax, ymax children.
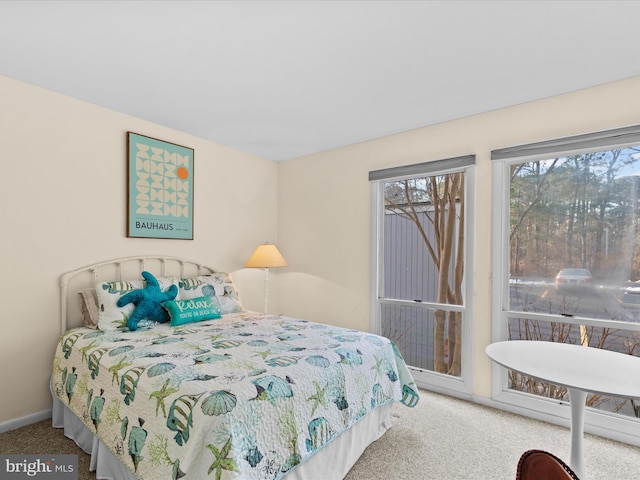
<box><xmin>2</xmin><ymin>1</ymin><xmax>639</xmax><ymax>161</ymax></box>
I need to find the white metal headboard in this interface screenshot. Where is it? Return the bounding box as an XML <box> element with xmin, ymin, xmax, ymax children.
<box><xmin>60</xmin><ymin>255</ymin><xmax>217</xmax><ymax>334</ymax></box>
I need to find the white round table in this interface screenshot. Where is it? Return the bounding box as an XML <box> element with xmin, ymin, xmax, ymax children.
<box><xmin>486</xmin><ymin>340</ymin><xmax>640</xmax><ymax>479</ymax></box>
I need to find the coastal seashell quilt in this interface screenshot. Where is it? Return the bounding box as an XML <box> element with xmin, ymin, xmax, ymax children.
<box><xmin>52</xmin><ymin>311</ymin><xmax>419</xmax><ymax>480</ymax></box>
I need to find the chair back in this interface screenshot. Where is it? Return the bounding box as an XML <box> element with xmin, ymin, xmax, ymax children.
<box><xmin>516</xmin><ymin>450</ymin><xmax>580</xmax><ymax>480</ymax></box>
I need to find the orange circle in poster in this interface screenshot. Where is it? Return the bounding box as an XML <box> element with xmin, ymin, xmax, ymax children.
<box><xmin>177</xmin><ymin>167</ymin><xmax>189</xmax><ymax>179</ymax></box>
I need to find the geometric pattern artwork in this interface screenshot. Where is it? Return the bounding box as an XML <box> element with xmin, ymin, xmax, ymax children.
<box><xmin>127</xmin><ymin>132</ymin><xmax>194</xmax><ymax>239</ymax></box>
<box><xmin>134</xmin><ymin>146</ymin><xmax>189</xmax><ymax>217</ymax></box>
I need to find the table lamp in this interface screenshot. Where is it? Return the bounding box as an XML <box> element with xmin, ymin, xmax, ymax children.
<box><xmin>245</xmin><ymin>243</ymin><xmax>288</xmax><ymax>313</ymax></box>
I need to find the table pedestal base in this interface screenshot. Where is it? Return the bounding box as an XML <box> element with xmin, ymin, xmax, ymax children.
<box><xmin>486</xmin><ymin>341</ymin><xmax>640</xmax><ymax>480</ymax></box>
<box><xmin>569</xmin><ymin>388</ymin><xmax>587</xmax><ymax>480</ymax></box>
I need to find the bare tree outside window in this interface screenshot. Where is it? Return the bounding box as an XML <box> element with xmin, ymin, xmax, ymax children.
<box><xmin>383</xmin><ymin>172</ymin><xmax>465</xmax><ymax>376</ymax></box>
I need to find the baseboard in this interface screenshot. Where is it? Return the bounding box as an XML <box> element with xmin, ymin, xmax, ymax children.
<box><xmin>472</xmin><ymin>392</ymin><xmax>640</xmax><ymax>448</ymax></box>
<box><xmin>0</xmin><ymin>409</ymin><xmax>52</xmax><ymax>433</ymax></box>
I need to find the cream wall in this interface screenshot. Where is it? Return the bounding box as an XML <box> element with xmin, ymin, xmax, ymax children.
<box><xmin>0</xmin><ymin>75</ymin><xmax>279</xmax><ymax>425</ymax></box>
<box><xmin>277</xmin><ymin>75</ymin><xmax>640</xmax><ymax>400</ymax></box>
<box><xmin>3</xmin><ymin>73</ymin><xmax>640</xmax><ymax>427</ymax></box>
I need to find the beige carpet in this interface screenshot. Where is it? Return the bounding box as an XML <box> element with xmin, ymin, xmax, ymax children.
<box><xmin>346</xmin><ymin>390</ymin><xmax>640</xmax><ymax>479</ymax></box>
<box><xmin>2</xmin><ymin>390</ymin><xmax>639</xmax><ymax>479</ymax></box>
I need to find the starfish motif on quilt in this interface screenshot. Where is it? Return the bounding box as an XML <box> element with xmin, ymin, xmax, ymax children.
<box><xmin>149</xmin><ymin>378</ymin><xmax>179</xmax><ymax>418</ymax></box>
<box><xmin>109</xmin><ymin>357</ymin><xmax>133</xmax><ymax>385</ymax></box>
<box><xmin>371</xmin><ymin>354</ymin><xmax>384</xmax><ymax>378</ymax></box>
<box><xmin>207</xmin><ymin>436</ymin><xmax>240</xmax><ymax>480</ymax></box>
<box><xmin>307</xmin><ymin>380</ymin><xmax>329</xmax><ymax>416</ymax></box>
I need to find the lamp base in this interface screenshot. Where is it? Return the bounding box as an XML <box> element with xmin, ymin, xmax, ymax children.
<box><xmin>263</xmin><ymin>267</ymin><xmax>270</xmax><ymax>313</ymax></box>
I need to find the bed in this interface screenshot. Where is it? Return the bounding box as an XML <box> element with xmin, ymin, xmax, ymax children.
<box><xmin>51</xmin><ymin>256</ymin><xmax>419</xmax><ymax>480</ymax></box>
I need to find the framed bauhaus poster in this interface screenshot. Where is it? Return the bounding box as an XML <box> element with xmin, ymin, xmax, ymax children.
<box><xmin>127</xmin><ymin>132</ymin><xmax>194</xmax><ymax>239</ymax></box>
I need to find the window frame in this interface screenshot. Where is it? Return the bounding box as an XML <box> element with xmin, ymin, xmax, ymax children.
<box><xmin>491</xmin><ymin>125</ymin><xmax>640</xmax><ymax>446</ymax></box>
<box><xmin>370</xmin><ymin>156</ymin><xmax>476</xmax><ymax>396</ymax></box>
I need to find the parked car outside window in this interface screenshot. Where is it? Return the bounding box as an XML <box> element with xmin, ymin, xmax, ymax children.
<box><xmin>555</xmin><ymin>268</ymin><xmax>593</xmax><ymax>290</ymax></box>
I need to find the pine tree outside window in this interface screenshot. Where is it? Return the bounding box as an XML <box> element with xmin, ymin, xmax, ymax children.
<box><xmin>492</xmin><ymin>125</ymin><xmax>640</xmax><ymax>443</ymax></box>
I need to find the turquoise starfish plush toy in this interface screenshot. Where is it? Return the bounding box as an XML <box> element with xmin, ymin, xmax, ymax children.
<box><xmin>116</xmin><ymin>271</ymin><xmax>178</xmax><ymax>331</ymax></box>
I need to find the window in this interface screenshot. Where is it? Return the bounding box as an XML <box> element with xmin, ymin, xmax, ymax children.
<box><xmin>492</xmin><ymin>125</ymin><xmax>640</xmax><ymax>441</ymax></box>
<box><xmin>370</xmin><ymin>156</ymin><xmax>475</xmax><ymax>394</ymax></box>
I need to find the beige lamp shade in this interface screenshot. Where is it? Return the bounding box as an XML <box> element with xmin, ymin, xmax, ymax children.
<box><xmin>244</xmin><ymin>243</ymin><xmax>288</xmax><ymax>268</ymax></box>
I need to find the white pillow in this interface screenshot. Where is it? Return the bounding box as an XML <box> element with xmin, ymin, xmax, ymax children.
<box><xmin>178</xmin><ymin>273</ymin><xmax>243</xmax><ymax>314</ymax></box>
